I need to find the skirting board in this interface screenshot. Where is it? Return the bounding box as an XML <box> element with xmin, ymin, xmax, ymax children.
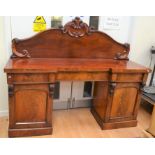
<box><xmin>0</xmin><ymin>110</ymin><xmax>8</xmax><ymax>117</ymax></box>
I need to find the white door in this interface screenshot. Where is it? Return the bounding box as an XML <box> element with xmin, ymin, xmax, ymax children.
<box><xmin>53</xmin><ymin>81</ymin><xmax>72</xmax><ymax>110</ymax></box>
<box><xmin>71</xmin><ymin>81</ymin><xmax>94</xmax><ymax>108</ymax></box>
<box><xmin>53</xmin><ymin>81</ymin><xmax>93</xmax><ymax>110</ymax></box>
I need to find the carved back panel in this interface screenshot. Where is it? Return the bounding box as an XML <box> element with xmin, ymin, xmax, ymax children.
<box><xmin>12</xmin><ymin>17</ymin><xmax>130</xmax><ymax>60</ymax></box>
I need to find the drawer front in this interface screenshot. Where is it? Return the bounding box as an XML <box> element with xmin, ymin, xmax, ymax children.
<box><xmin>111</xmin><ymin>73</ymin><xmax>143</xmax><ymax>82</ymax></box>
<box><xmin>7</xmin><ymin>73</ymin><xmax>55</xmax><ymax>84</ymax></box>
<box><xmin>56</xmin><ymin>72</ymin><xmax>109</xmax><ymax>81</ymax></box>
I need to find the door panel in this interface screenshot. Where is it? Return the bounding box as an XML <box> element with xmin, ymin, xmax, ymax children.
<box><xmin>15</xmin><ymin>89</ymin><xmax>47</xmax><ymax>122</ymax></box>
<box><xmin>11</xmin><ymin>84</ymin><xmax>52</xmax><ymax>128</ymax></box>
<box><xmin>109</xmin><ymin>83</ymin><xmax>139</xmax><ymax>120</ymax></box>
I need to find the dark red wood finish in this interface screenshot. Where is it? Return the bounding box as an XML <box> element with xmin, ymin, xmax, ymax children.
<box><xmin>4</xmin><ymin>17</ymin><xmax>150</xmax><ymax>137</ymax></box>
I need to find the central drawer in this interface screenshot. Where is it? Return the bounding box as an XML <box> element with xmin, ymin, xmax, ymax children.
<box><xmin>56</xmin><ymin>71</ymin><xmax>109</xmax><ymax>81</ymax></box>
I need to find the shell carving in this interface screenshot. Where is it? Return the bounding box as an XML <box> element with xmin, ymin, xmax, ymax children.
<box><xmin>62</xmin><ymin>17</ymin><xmax>91</xmax><ymax>37</ymax></box>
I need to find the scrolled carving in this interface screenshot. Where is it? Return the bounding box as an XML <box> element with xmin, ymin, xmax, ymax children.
<box><xmin>114</xmin><ymin>43</ymin><xmax>130</xmax><ymax>60</ymax></box>
<box><xmin>49</xmin><ymin>83</ymin><xmax>55</xmax><ymax>97</ymax></box>
<box><xmin>114</xmin><ymin>51</ymin><xmax>129</xmax><ymax>60</ymax></box>
<box><xmin>8</xmin><ymin>85</ymin><xmax>14</xmax><ymax>97</ymax></box>
<box><xmin>11</xmin><ymin>38</ymin><xmax>31</xmax><ymax>58</ymax></box>
<box><xmin>140</xmin><ymin>83</ymin><xmax>146</xmax><ymax>90</ymax></box>
<box><xmin>62</xmin><ymin>17</ymin><xmax>91</xmax><ymax>37</ymax></box>
<box><xmin>109</xmin><ymin>82</ymin><xmax>116</xmax><ymax>95</ymax></box>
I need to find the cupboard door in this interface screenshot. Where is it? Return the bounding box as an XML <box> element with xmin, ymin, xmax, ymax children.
<box><xmin>108</xmin><ymin>83</ymin><xmax>140</xmax><ymax>121</ymax></box>
<box><xmin>9</xmin><ymin>84</ymin><xmax>52</xmax><ymax>129</ymax></box>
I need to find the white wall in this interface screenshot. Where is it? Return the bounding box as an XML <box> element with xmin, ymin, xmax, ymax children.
<box><xmin>10</xmin><ymin>16</ymin><xmax>132</xmax><ymax>43</ymax></box>
<box><xmin>129</xmin><ymin>17</ymin><xmax>155</xmax><ymax>85</ymax></box>
<box><xmin>0</xmin><ymin>17</ymin><xmax>9</xmax><ymax>116</ymax></box>
<box><xmin>10</xmin><ymin>16</ymin><xmax>89</xmax><ymax>39</ymax></box>
<box><xmin>129</xmin><ymin>17</ymin><xmax>155</xmax><ymax>66</ymax></box>
<box><xmin>99</xmin><ymin>16</ymin><xmax>132</xmax><ymax>43</ymax></box>
<box><xmin>11</xmin><ymin>16</ymin><xmax>51</xmax><ymax>39</ymax></box>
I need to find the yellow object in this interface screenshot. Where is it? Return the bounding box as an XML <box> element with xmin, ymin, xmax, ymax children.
<box><xmin>33</xmin><ymin>16</ymin><xmax>46</xmax><ymax>32</ymax></box>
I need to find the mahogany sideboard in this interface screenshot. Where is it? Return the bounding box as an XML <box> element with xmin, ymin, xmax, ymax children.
<box><xmin>4</xmin><ymin>17</ymin><xmax>150</xmax><ymax>137</ymax></box>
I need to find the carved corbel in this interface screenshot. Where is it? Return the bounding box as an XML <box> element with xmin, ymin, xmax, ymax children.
<box><xmin>109</xmin><ymin>82</ymin><xmax>116</xmax><ymax>95</ymax></box>
<box><xmin>140</xmin><ymin>82</ymin><xmax>146</xmax><ymax>91</ymax></box>
<box><xmin>61</xmin><ymin>17</ymin><xmax>92</xmax><ymax>37</ymax></box>
<box><xmin>8</xmin><ymin>85</ymin><xmax>14</xmax><ymax>97</ymax></box>
<box><xmin>11</xmin><ymin>38</ymin><xmax>31</xmax><ymax>58</ymax></box>
<box><xmin>49</xmin><ymin>84</ymin><xmax>55</xmax><ymax>97</ymax></box>
<box><xmin>114</xmin><ymin>43</ymin><xmax>130</xmax><ymax>60</ymax></box>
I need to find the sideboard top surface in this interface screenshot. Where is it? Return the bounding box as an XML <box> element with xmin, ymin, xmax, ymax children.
<box><xmin>4</xmin><ymin>58</ymin><xmax>150</xmax><ymax>73</ymax></box>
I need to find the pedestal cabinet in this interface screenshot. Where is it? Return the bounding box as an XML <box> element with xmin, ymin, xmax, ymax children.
<box><xmin>7</xmin><ymin>73</ymin><xmax>55</xmax><ymax>137</ymax></box>
<box><xmin>92</xmin><ymin>73</ymin><xmax>147</xmax><ymax>129</ymax></box>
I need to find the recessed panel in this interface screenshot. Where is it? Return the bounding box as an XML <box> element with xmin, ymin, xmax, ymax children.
<box><xmin>15</xmin><ymin>89</ymin><xmax>47</xmax><ymax>122</ymax></box>
<box><xmin>110</xmin><ymin>87</ymin><xmax>138</xmax><ymax>119</ymax></box>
